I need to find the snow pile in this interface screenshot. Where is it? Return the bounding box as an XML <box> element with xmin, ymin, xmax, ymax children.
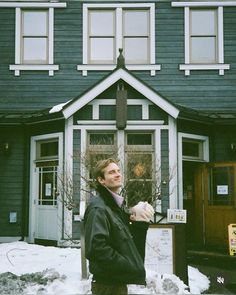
<box><xmin>0</xmin><ymin>242</ymin><xmax>210</xmax><ymax>294</ymax></box>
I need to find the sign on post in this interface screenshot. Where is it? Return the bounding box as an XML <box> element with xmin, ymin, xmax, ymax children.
<box><xmin>145</xmin><ymin>224</ymin><xmax>175</xmax><ymax>274</ymax></box>
<box><xmin>228</xmin><ymin>224</ymin><xmax>236</xmax><ymax>256</ymax></box>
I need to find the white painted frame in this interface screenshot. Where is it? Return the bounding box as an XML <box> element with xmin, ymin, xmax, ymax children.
<box><xmin>28</xmin><ymin>132</ymin><xmax>63</xmax><ymax>244</ymax></box>
<box><xmin>78</xmin><ymin>3</ymin><xmax>161</xmax><ymax>76</ymax></box>
<box><xmin>9</xmin><ymin>6</ymin><xmax>62</xmax><ymax>76</ymax></box>
<box><xmin>63</xmin><ymin>68</ymin><xmax>179</xmax><ymax>119</ymax></box>
<box><xmin>172</xmin><ymin>4</ymin><xmax>230</xmax><ymax>75</ymax></box>
<box><xmin>177</xmin><ymin>132</ymin><xmax>209</xmax><ymax>209</ymax></box>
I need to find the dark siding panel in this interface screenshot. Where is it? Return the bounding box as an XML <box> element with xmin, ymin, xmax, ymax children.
<box><xmin>161</xmin><ymin>129</ymin><xmax>169</xmax><ymax>213</ymax></box>
<box><xmin>212</xmin><ymin>126</ymin><xmax>236</xmax><ymax>162</ymax></box>
<box><xmin>0</xmin><ymin>126</ymin><xmax>25</xmax><ymax>236</ymax></box>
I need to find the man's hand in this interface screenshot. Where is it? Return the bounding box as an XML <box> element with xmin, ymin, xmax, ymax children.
<box><xmin>130</xmin><ymin>201</ymin><xmax>154</xmax><ymax>222</ymax></box>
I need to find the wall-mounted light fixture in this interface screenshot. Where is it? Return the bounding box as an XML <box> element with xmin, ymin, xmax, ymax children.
<box><xmin>230</xmin><ymin>143</ymin><xmax>236</xmax><ymax>152</ymax></box>
<box><xmin>3</xmin><ymin>142</ymin><xmax>11</xmax><ymax>156</ymax></box>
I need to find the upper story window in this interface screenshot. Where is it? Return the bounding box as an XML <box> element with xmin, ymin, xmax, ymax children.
<box><xmin>22</xmin><ymin>10</ymin><xmax>49</xmax><ymax>64</ymax></box>
<box><xmin>171</xmin><ymin>2</ymin><xmax>230</xmax><ymax>76</ymax></box>
<box><xmin>10</xmin><ymin>6</ymin><xmax>63</xmax><ymax>76</ymax></box>
<box><xmin>77</xmin><ymin>3</ymin><xmax>161</xmax><ymax>76</ymax></box>
<box><xmin>190</xmin><ymin>9</ymin><xmax>217</xmax><ymax>64</ymax></box>
<box><xmin>88</xmin><ymin>8</ymin><xmax>149</xmax><ymax>64</ymax></box>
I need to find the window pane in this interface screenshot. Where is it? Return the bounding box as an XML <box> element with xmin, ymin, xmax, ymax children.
<box><xmin>23</xmin><ymin>38</ymin><xmax>47</xmax><ymax>62</ymax></box>
<box><xmin>127</xmin><ymin>133</ymin><xmax>152</xmax><ymax>145</ymax></box>
<box><xmin>99</xmin><ymin>105</ymin><xmax>116</xmax><ymax>120</ymax></box>
<box><xmin>124</xmin><ymin>38</ymin><xmax>148</xmax><ymax>63</ymax></box>
<box><xmin>183</xmin><ymin>141</ymin><xmax>200</xmax><ymax>157</ymax></box>
<box><xmin>127</xmin><ymin>105</ymin><xmax>142</xmax><ymax>120</ymax></box>
<box><xmin>89</xmin><ymin>10</ymin><xmax>114</xmax><ymax>36</ymax></box>
<box><xmin>123</xmin><ymin>10</ymin><xmax>149</xmax><ymax>36</ymax></box>
<box><xmin>89</xmin><ymin>133</ymin><xmax>115</xmax><ymax>145</ymax></box>
<box><xmin>191</xmin><ymin>10</ymin><xmax>216</xmax><ymax>35</ymax></box>
<box><xmin>125</xmin><ymin>153</ymin><xmax>153</xmax><ymax>207</ymax></box>
<box><xmin>90</xmin><ymin>38</ymin><xmax>114</xmax><ymax>62</ymax></box>
<box><xmin>210</xmin><ymin>166</ymin><xmax>234</xmax><ymax>206</ymax></box>
<box><xmin>191</xmin><ymin>37</ymin><xmax>216</xmax><ymax>63</ymax></box>
<box><xmin>23</xmin><ymin>11</ymin><xmax>48</xmax><ymax>36</ymax></box>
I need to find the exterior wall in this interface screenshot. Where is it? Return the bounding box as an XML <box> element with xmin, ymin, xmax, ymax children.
<box><xmin>0</xmin><ymin>126</ymin><xmax>26</xmax><ymax>237</ymax></box>
<box><xmin>1</xmin><ymin>1</ymin><xmax>236</xmax><ymax>113</ymax></box>
<box><xmin>212</xmin><ymin>125</ymin><xmax>236</xmax><ymax>162</ymax></box>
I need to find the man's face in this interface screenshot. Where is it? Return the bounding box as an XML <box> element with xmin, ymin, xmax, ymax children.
<box><xmin>98</xmin><ymin>162</ymin><xmax>122</xmax><ymax>193</ymax></box>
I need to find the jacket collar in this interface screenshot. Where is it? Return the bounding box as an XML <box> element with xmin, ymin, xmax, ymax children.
<box><xmin>96</xmin><ymin>184</ymin><xmax>121</xmax><ymax>210</ymax></box>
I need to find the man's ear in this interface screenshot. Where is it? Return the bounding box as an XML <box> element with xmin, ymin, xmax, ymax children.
<box><xmin>97</xmin><ymin>176</ymin><xmax>105</xmax><ymax>185</ymax></box>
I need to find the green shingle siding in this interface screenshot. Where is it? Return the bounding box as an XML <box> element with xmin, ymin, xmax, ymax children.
<box><xmin>0</xmin><ymin>126</ymin><xmax>25</xmax><ymax>236</ymax></box>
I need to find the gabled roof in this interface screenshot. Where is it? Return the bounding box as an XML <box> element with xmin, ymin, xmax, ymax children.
<box><xmin>62</xmin><ymin>67</ymin><xmax>180</xmax><ymax>119</ymax></box>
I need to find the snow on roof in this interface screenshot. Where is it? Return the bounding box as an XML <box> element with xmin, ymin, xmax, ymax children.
<box><xmin>49</xmin><ymin>100</ymin><xmax>71</xmax><ymax>114</ymax></box>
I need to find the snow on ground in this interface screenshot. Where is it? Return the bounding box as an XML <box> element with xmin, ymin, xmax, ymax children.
<box><xmin>0</xmin><ymin>242</ymin><xmax>210</xmax><ymax>294</ymax></box>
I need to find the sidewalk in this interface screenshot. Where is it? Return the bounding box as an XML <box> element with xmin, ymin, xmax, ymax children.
<box><xmin>187</xmin><ymin>249</ymin><xmax>236</xmax><ymax>294</ymax></box>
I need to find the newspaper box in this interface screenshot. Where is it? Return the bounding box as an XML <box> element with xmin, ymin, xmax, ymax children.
<box><xmin>228</xmin><ymin>224</ymin><xmax>236</xmax><ymax>256</ymax></box>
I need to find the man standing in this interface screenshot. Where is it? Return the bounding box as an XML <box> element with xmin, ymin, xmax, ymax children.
<box><xmin>84</xmin><ymin>158</ymin><xmax>154</xmax><ymax>295</ymax></box>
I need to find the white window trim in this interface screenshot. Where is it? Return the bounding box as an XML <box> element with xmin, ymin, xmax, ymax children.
<box><xmin>78</xmin><ymin>3</ymin><xmax>161</xmax><ymax>76</ymax></box>
<box><xmin>177</xmin><ymin>132</ymin><xmax>209</xmax><ymax>209</ymax></box>
<box><xmin>172</xmin><ymin>2</ymin><xmax>236</xmax><ymax>7</ymax></box>
<box><xmin>0</xmin><ymin>2</ymin><xmax>66</xmax><ymax>8</ymax></box>
<box><xmin>10</xmin><ymin>7</ymin><xmax>59</xmax><ymax>76</ymax></box>
<box><xmin>176</xmin><ymin>6</ymin><xmax>230</xmax><ymax>76</ymax></box>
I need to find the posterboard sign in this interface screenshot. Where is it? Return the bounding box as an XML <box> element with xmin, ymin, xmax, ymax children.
<box><xmin>145</xmin><ymin>225</ymin><xmax>174</xmax><ymax>274</ymax></box>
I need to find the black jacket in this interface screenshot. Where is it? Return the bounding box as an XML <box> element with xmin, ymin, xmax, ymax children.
<box><xmin>84</xmin><ymin>185</ymin><xmax>149</xmax><ymax>285</ymax></box>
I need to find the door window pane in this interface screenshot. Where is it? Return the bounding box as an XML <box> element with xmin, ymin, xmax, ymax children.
<box><xmin>38</xmin><ymin>166</ymin><xmax>58</xmax><ymax>206</ymax></box>
<box><xmin>36</xmin><ymin>140</ymin><xmax>58</xmax><ymax>160</ymax></box>
<box><xmin>209</xmin><ymin>166</ymin><xmax>234</xmax><ymax>206</ymax></box>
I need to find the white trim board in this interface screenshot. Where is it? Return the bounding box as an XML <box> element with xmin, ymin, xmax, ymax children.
<box><xmin>172</xmin><ymin>1</ymin><xmax>236</xmax><ymax>7</ymax></box>
<box><xmin>62</xmin><ymin>68</ymin><xmax>179</xmax><ymax>119</ymax></box>
<box><xmin>0</xmin><ymin>2</ymin><xmax>66</xmax><ymax>7</ymax></box>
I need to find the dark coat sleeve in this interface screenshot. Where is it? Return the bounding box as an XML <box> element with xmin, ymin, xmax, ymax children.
<box><xmin>129</xmin><ymin>221</ymin><xmax>149</xmax><ymax>262</ymax></box>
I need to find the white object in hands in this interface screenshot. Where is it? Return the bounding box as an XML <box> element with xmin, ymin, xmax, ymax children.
<box><xmin>130</xmin><ymin>201</ymin><xmax>154</xmax><ymax>222</ymax></box>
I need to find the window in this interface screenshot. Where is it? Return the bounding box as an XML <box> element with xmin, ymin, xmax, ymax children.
<box><xmin>22</xmin><ymin>10</ymin><xmax>49</xmax><ymax>64</ymax></box>
<box><xmin>190</xmin><ymin>9</ymin><xmax>217</xmax><ymax>64</ymax></box>
<box><xmin>124</xmin><ymin>132</ymin><xmax>154</xmax><ymax>207</ymax></box>
<box><xmin>78</xmin><ymin>3</ymin><xmax>161</xmax><ymax>76</ymax></box>
<box><xmin>182</xmin><ymin>139</ymin><xmax>203</xmax><ymax>160</ymax></box>
<box><xmin>173</xmin><ymin>4</ymin><xmax>230</xmax><ymax>76</ymax></box>
<box><xmin>209</xmin><ymin>166</ymin><xmax>235</xmax><ymax>206</ymax></box>
<box><xmin>88</xmin><ymin>8</ymin><xmax>149</xmax><ymax>64</ymax></box>
<box><xmin>87</xmin><ymin>132</ymin><xmax>117</xmax><ymax>179</ymax></box>
<box><xmin>10</xmin><ymin>7</ymin><xmax>59</xmax><ymax>76</ymax></box>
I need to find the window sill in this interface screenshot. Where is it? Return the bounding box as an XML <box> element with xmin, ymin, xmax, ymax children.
<box><xmin>77</xmin><ymin>64</ymin><xmax>161</xmax><ymax>76</ymax></box>
<box><xmin>179</xmin><ymin>63</ymin><xmax>230</xmax><ymax>76</ymax></box>
<box><xmin>9</xmin><ymin>64</ymin><xmax>59</xmax><ymax>76</ymax></box>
